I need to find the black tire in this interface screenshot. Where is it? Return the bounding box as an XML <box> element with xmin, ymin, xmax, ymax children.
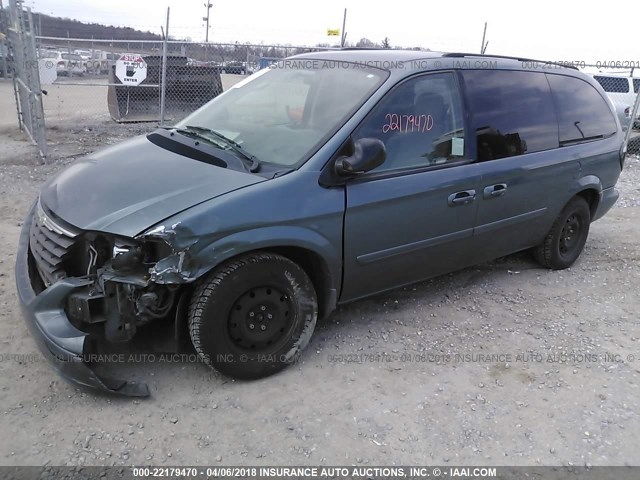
<box><xmin>534</xmin><ymin>196</ymin><xmax>591</xmax><ymax>269</ymax></box>
<box><xmin>188</xmin><ymin>252</ymin><xmax>318</xmax><ymax>380</ymax></box>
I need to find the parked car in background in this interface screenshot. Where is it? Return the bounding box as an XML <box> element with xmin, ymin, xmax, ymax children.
<box><xmin>16</xmin><ymin>51</ymin><xmax>625</xmax><ymax>396</ymax></box>
<box><xmin>73</xmin><ymin>49</ymin><xmax>92</xmax><ymax>61</ymax></box>
<box><xmin>73</xmin><ymin>49</ymin><xmax>93</xmax><ymax>70</ymax></box>
<box><xmin>40</xmin><ymin>51</ymin><xmax>86</xmax><ymax>76</ymax></box>
<box><xmin>589</xmin><ymin>73</ymin><xmax>640</xmax><ymax>130</ymax></box>
<box><xmin>89</xmin><ymin>51</ymin><xmax>120</xmax><ymax>74</ymax></box>
<box><xmin>224</xmin><ymin>61</ymin><xmax>249</xmax><ymax>74</ymax></box>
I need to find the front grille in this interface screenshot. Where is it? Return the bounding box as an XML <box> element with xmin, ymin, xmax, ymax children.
<box><xmin>29</xmin><ymin>201</ymin><xmax>80</xmax><ymax>286</ymax></box>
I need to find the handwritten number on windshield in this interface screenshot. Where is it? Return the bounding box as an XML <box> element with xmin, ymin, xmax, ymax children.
<box><xmin>383</xmin><ymin>113</ymin><xmax>434</xmax><ymax>134</ymax></box>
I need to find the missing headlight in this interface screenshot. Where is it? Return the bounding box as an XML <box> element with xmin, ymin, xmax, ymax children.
<box><xmin>111</xmin><ymin>244</ymin><xmax>143</xmax><ymax>272</ymax></box>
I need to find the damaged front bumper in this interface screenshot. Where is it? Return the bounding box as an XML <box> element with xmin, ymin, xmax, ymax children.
<box><xmin>15</xmin><ymin>206</ymin><xmax>150</xmax><ymax>397</ymax></box>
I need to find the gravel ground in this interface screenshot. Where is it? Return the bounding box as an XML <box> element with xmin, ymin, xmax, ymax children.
<box><xmin>0</xmin><ymin>123</ymin><xmax>639</xmax><ymax>467</ymax></box>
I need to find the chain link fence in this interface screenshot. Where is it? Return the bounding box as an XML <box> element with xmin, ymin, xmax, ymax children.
<box><xmin>0</xmin><ymin>2</ymin><xmax>10</xmax><ymax>79</ymax></box>
<box><xmin>30</xmin><ymin>36</ymin><xmax>333</xmax><ymax>128</ymax></box>
<box><xmin>4</xmin><ymin>2</ymin><xmax>640</xmax><ymax>162</ymax></box>
<box><xmin>6</xmin><ymin>0</ymin><xmax>47</xmax><ymax>159</ymax></box>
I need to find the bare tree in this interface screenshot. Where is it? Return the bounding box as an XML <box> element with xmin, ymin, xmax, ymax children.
<box><xmin>381</xmin><ymin>37</ymin><xmax>391</xmax><ymax>49</ymax></box>
<box><xmin>355</xmin><ymin>37</ymin><xmax>376</xmax><ymax>48</ymax></box>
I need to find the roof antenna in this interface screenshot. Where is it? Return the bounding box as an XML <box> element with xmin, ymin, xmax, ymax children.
<box><xmin>341</xmin><ymin>8</ymin><xmax>347</xmax><ymax>48</ymax></box>
<box><xmin>480</xmin><ymin>22</ymin><xmax>489</xmax><ymax>54</ymax></box>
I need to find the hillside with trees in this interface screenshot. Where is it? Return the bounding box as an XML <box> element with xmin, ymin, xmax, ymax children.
<box><xmin>32</xmin><ymin>11</ymin><xmax>162</xmax><ymax>41</ymax></box>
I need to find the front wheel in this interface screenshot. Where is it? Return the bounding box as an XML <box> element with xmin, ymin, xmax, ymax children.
<box><xmin>534</xmin><ymin>196</ymin><xmax>591</xmax><ymax>269</ymax></box>
<box><xmin>188</xmin><ymin>252</ymin><xmax>318</xmax><ymax>380</ymax></box>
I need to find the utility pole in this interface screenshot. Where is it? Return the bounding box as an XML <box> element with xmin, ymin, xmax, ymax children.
<box><xmin>203</xmin><ymin>2</ymin><xmax>212</xmax><ymax>42</ymax></box>
<box><xmin>340</xmin><ymin>8</ymin><xmax>347</xmax><ymax>48</ymax></box>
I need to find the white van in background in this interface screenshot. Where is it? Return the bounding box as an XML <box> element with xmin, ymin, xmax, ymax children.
<box><xmin>587</xmin><ymin>72</ymin><xmax>640</xmax><ymax>130</ymax></box>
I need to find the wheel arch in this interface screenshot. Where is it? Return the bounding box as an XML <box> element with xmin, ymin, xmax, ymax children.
<box><xmin>186</xmin><ymin>227</ymin><xmax>341</xmax><ymax>320</ymax></box>
<box><xmin>574</xmin><ymin>175</ymin><xmax>603</xmax><ymax>220</ymax></box>
<box><xmin>576</xmin><ymin>188</ymin><xmax>600</xmax><ymax>220</ymax></box>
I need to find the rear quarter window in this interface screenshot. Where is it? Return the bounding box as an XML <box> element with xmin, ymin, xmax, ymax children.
<box><xmin>634</xmin><ymin>79</ymin><xmax>640</xmax><ymax>93</ymax></box>
<box><xmin>547</xmin><ymin>74</ymin><xmax>618</xmax><ymax>144</ymax></box>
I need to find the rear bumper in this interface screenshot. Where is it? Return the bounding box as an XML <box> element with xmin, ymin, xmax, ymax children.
<box><xmin>592</xmin><ymin>187</ymin><xmax>619</xmax><ymax>222</ymax></box>
<box><xmin>14</xmin><ymin>204</ymin><xmax>149</xmax><ymax>397</ymax></box>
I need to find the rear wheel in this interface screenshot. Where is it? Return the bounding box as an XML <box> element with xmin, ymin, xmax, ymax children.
<box><xmin>534</xmin><ymin>196</ymin><xmax>591</xmax><ymax>269</ymax></box>
<box><xmin>188</xmin><ymin>252</ymin><xmax>317</xmax><ymax>380</ymax></box>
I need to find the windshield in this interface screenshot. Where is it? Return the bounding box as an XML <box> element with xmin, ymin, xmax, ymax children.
<box><xmin>176</xmin><ymin>62</ymin><xmax>388</xmax><ymax>167</ymax></box>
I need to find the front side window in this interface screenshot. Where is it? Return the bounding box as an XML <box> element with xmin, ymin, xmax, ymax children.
<box><xmin>352</xmin><ymin>72</ymin><xmax>466</xmax><ymax>172</ymax></box>
<box><xmin>178</xmin><ymin>63</ymin><xmax>388</xmax><ymax>167</ymax></box>
<box><xmin>462</xmin><ymin>70</ymin><xmax>558</xmax><ymax>161</ymax></box>
<box><xmin>593</xmin><ymin>75</ymin><xmax>630</xmax><ymax>93</ymax></box>
<box><xmin>547</xmin><ymin>74</ymin><xmax>618</xmax><ymax>143</ymax></box>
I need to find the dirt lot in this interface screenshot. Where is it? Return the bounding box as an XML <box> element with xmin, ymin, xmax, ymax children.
<box><xmin>1</xmin><ymin>92</ymin><xmax>640</xmax><ymax>467</ymax></box>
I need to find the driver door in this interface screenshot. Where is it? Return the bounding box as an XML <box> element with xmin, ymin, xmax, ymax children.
<box><xmin>341</xmin><ymin>72</ymin><xmax>484</xmax><ymax>301</ymax></box>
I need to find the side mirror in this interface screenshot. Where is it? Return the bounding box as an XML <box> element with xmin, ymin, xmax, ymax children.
<box><xmin>334</xmin><ymin>138</ymin><xmax>386</xmax><ymax>177</ymax></box>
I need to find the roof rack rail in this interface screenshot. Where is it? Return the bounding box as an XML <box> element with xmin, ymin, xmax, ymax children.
<box><xmin>442</xmin><ymin>52</ymin><xmax>579</xmax><ymax>70</ymax></box>
<box><xmin>340</xmin><ymin>47</ymin><xmax>382</xmax><ymax>50</ymax></box>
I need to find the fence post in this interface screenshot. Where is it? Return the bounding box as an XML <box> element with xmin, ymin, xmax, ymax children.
<box><xmin>624</xmin><ymin>86</ymin><xmax>640</xmax><ymax>155</ymax></box>
<box><xmin>7</xmin><ymin>0</ymin><xmax>47</xmax><ymax>161</ymax></box>
<box><xmin>10</xmin><ymin>40</ymin><xmax>23</xmax><ymax>131</ymax></box>
<box><xmin>0</xmin><ymin>0</ymin><xmax>9</xmax><ymax>79</ymax></box>
<box><xmin>27</xmin><ymin>7</ymin><xmax>46</xmax><ymax>159</ymax></box>
<box><xmin>159</xmin><ymin>7</ymin><xmax>169</xmax><ymax>126</ymax></box>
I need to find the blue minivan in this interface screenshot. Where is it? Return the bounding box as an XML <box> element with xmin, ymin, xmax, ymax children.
<box><xmin>16</xmin><ymin>50</ymin><xmax>624</xmax><ymax>396</ymax></box>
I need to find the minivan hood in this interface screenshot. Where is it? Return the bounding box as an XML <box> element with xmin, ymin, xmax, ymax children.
<box><xmin>40</xmin><ymin>135</ymin><xmax>264</xmax><ymax>237</ymax></box>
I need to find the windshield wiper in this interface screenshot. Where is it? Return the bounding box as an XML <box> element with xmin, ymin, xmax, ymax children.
<box><xmin>184</xmin><ymin>125</ymin><xmax>261</xmax><ymax>173</ymax></box>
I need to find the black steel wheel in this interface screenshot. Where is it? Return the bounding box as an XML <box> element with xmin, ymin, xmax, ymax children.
<box><xmin>534</xmin><ymin>196</ymin><xmax>591</xmax><ymax>270</ymax></box>
<box><xmin>228</xmin><ymin>286</ymin><xmax>295</xmax><ymax>352</ymax></box>
<box><xmin>188</xmin><ymin>252</ymin><xmax>317</xmax><ymax>380</ymax></box>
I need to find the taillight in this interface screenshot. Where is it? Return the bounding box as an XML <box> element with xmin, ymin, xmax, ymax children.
<box><xmin>620</xmin><ymin>142</ymin><xmax>626</xmax><ymax>169</ymax></box>
<box><xmin>624</xmin><ymin>107</ymin><xmax>631</xmax><ymax>118</ymax></box>
<box><xmin>57</xmin><ymin>61</ymin><xmax>65</xmax><ymax>66</ymax></box>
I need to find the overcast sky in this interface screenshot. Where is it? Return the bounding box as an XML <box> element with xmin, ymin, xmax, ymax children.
<box><xmin>25</xmin><ymin>0</ymin><xmax>638</xmax><ymax>63</ymax></box>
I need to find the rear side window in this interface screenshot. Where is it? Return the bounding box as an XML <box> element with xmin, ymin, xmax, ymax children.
<box><xmin>547</xmin><ymin>74</ymin><xmax>617</xmax><ymax>144</ymax></box>
<box><xmin>634</xmin><ymin>79</ymin><xmax>640</xmax><ymax>93</ymax></box>
<box><xmin>593</xmin><ymin>75</ymin><xmax>630</xmax><ymax>93</ymax></box>
<box><xmin>462</xmin><ymin>70</ymin><xmax>558</xmax><ymax>161</ymax></box>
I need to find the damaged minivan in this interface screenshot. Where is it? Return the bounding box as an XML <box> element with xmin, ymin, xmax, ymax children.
<box><xmin>16</xmin><ymin>50</ymin><xmax>625</xmax><ymax>396</ymax></box>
